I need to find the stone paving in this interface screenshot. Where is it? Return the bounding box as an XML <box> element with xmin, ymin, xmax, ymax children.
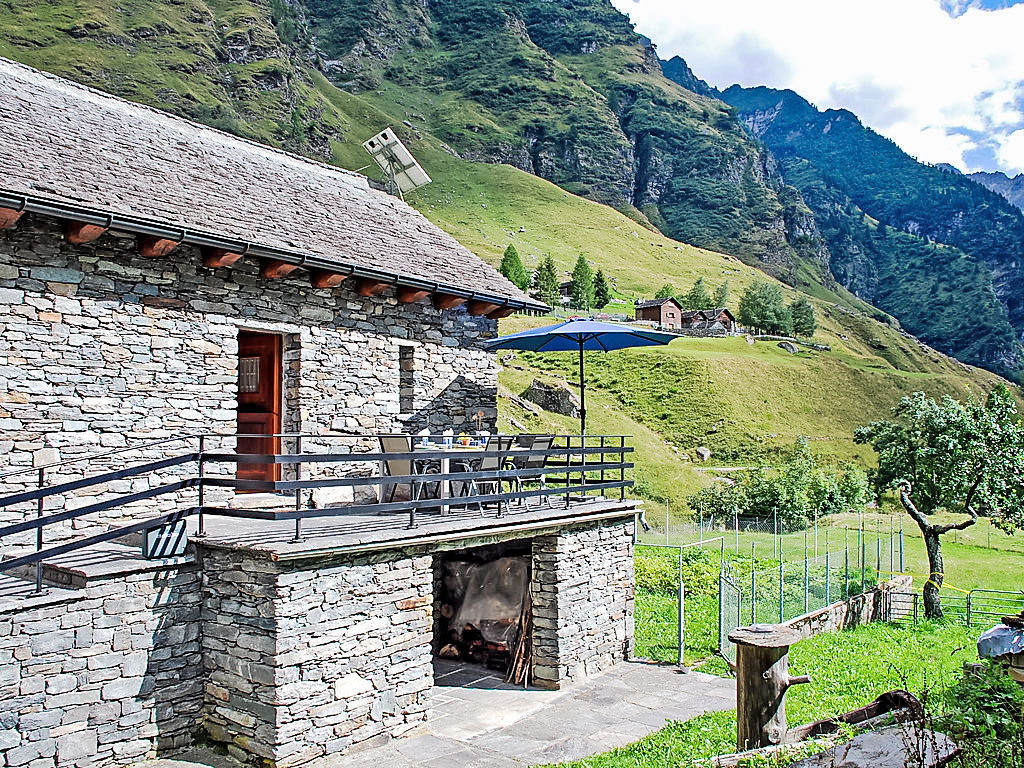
<box><xmin>141</xmin><ymin>660</ymin><xmax>734</xmax><ymax>768</ymax></box>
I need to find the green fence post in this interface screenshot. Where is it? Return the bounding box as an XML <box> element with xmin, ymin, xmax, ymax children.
<box><xmin>751</xmin><ymin>542</ymin><xmax>757</xmax><ymax>624</ymax></box>
<box><xmin>779</xmin><ymin>560</ymin><xmax>784</xmax><ymax>623</ymax></box>
<box><xmin>803</xmin><ymin>543</ymin><xmax>809</xmax><ymax>615</ymax></box>
<box><xmin>825</xmin><ymin>547</ymin><xmax>831</xmax><ymax>605</ymax></box>
<box><xmin>677</xmin><ymin>547</ymin><xmax>684</xmax><ymax>667</ymax></box>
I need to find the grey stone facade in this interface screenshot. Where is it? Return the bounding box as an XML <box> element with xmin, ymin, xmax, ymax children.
<box><xmin>0</xmin><ymin>216</ymin><xmax>498</xmax><ymax>535</ymax></box>
<box><xmin>0</xmin><ymin>514</ymin><xmax>636</xmax><ymax>768</ymax></box>
<box><xmin>532</xmin><ymin>519</ymin><xmax>635</xmax><ymax>687</ymax></box>
<box><xmin>0</xmin><ymin>563</ymin><xmax>202</xmax><ymax>767</ymax></box>
<box><xmin>202</xmin><ymin>546</ymin><xmax>434</xmax><ymax>766</ymax></box>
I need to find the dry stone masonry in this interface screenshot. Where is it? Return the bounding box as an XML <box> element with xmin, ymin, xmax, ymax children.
<box><xmin>0</xmin><ymin>515</ymin><xmax>637</xmax><ymax>768</ymax></box>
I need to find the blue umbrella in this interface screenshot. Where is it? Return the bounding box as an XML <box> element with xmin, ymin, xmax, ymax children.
<box><xmin>484</xmin><ymin>318</ymin><xmax>677</xmax><ymax>433</ymax></box>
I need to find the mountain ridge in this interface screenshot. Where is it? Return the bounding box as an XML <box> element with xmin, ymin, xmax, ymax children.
<box><xmin>968</xmin><ymin>169</ymin><xmax>1024</xmax><ymax>212</ymax></box>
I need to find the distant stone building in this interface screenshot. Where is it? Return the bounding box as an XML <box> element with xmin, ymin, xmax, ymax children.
<box><xmin>634</xmin><ymin>297</ymin><xmax>684</xmax><ymax>328</ymax></box>
<box><xmin>679</xmin><ymin>308</ymin><xmax>737</xmax><ymax>335</ymax></box>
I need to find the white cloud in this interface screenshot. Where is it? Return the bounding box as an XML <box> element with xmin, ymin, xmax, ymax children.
<box><xmin>997</xmin><ymin>129</ymin><xmax>1024</xmax><ymax>173</ymax></box>
<box><xmin>611</xmin><ymin>0</ymin><xmax>1024</xmax><ymax>174</ymax></box>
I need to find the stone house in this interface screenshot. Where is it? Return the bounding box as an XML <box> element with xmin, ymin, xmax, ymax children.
<box><xmin>0</xmin><ymin>59</ymin><xmax>639</xmax><ymax>768</ymax></box>
<box><xmin>679</xmin><ymin>307</ymin><xmax>737</xmax><ymax>335</ymax></box>
<box><xmin>634</xmin><ymin>297</ymin><xmax>684</xmax><ymax>328</ymax></box>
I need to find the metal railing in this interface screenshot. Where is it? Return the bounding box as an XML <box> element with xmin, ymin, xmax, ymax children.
<box><xmin>888</xmin><ymin>589</ymin><xmax>1024</xmax><ymax>627</ymax></box>
<box><xmin>0</xmin><ymin>433</ymin><xmax>634</xmax><ymax>591</ymax></box>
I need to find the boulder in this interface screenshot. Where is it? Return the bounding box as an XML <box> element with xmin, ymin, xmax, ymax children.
<box><xmin>523</xmin><ymin>379</ymin><xmax>581</xmax><ymax>419</ymax></box>
<box><xmin>695</xmin><ymin>446</ymin><xmax>712</xmax><ymax>462</ymax></box>
<box><xmin>777</xmin><ymin>341</ymin><xmax>799</xmax><ymax>354</ymax></box>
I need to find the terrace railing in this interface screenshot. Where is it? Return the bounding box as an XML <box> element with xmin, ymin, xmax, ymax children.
<box><xmin>0</xmin><ymin>433</ymin><xmax>634</xmax><ymax>591</ymax></box>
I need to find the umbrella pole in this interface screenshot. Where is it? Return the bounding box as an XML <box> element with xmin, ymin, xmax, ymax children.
<box><xmin>578</xmin><ymin>340</ymin><xmax>586</xmax><ymax>436</ymax></box>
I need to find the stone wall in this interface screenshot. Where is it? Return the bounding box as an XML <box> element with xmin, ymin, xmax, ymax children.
<box><xmin>0</xmin><ymin>215</ymin><xmax>498</xmax><ymax>536</ymax></box>
<box><xmin>532</xmin><ymin>518</ymin><xmax>635</xmax><ymax>688</ymax></box>
<box><xmin>0</xmin><ymin>564</ymin><xmax>202</xmax><ymax>768</ymax></box>
<box><xmin>201</xmin><ymin>546</ymin><xmax>434</xmax><ymax>766</ymax></box>
<box><xmin>784</xmin><ymin>575</ymin><xmax>915</xmax><ymax>639</ymax></box>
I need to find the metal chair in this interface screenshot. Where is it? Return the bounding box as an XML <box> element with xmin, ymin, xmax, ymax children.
<box><xmin>510</xmin><ymin>434</ymin><xmax>553</xmax><ymax>507</ymax></box>
<box><xmin>458</xmin><ymin>435</ymin><xmax>515</xmax><ymax>515</ymax></box>
<box><xmin>378</xmin><ymin>435</ymin><xmax>439</xmax><ymax>504</ymax></box>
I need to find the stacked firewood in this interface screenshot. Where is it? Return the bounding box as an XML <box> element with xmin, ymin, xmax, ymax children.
<box><xmin>505</xmin><ymin>592</ymin><xmax>533</xmax><ymax>686</ymax></box>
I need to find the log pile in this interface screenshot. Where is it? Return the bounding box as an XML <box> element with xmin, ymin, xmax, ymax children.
<box><xmin>506</xmin><ymin>591</ymin><xmax>533</xmax><ymax>686</ymax></box>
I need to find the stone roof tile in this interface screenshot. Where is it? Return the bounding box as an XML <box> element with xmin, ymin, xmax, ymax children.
<box><xmin>0</xmin><ymin>58</ymin><xmax>542</xmax><ymax>309</ymax></box>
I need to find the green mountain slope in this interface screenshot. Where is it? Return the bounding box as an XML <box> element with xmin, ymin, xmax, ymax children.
<box><xmin>0</xmin><ymin>0</ymin><xmax>1015</xmax><ymax>505</ymax></box>
<box><xmin>306</xmin><ymin>0</ymin><xmax>834</xmax><ymax>286</ymax></box>
<box><xmin>721</xmin><ymin>86</ymin><xmax>1024</xmax><ymax>378</ymax></box>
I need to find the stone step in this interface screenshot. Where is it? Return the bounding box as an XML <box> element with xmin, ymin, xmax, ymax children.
<box><xmin>38</xmin><ymin>541</ymin><xmax>194</xmax><ymax>588</ymax></box>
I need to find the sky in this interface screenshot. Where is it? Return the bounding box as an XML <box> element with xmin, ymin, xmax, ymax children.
<box><xmin>610</xmin><ymin>0</ymin><xmax>1024</xmax><ymax>176</ymax></box>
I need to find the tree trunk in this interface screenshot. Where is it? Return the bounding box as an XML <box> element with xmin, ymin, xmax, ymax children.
<box><xmin>922</xmin><ymin>528</ymin><xmax>944</xmax><ymax>620</ymax></box>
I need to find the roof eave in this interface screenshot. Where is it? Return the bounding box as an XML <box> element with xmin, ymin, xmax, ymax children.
<box><xmin>0</xmin><ymin>190</ymin><xmax>548</xmax><ymax>314</ymax></box>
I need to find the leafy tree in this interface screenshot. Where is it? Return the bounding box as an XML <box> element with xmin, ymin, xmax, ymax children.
<box><xmin>499</xmin><ymin>244</ymin><xmax>530</xmax><ymax>291</ymax></box>
<box><xmin>569</xmin><ymin>254</ymin><xmax>595</xmax><ymax>311</ymax></box>
<box><xmin>738</xmin><ymin>280</ymin><xmax>792</xmax><ymax>334</ymax></box>
<box><xmin>534</xmin><ymin>255</ymin><xmax>560</xmax><ymax>309</ymax></box>
<box><xmin>654</xmin><ymin>283</ymin><xmax>676</xmax><ymax>300</ymax></box>
<box><xmin>790</xmin><ymin>296</ymin><xmax>817</xmax><ymax>337</ymax></box>
<box><xmin>683</xmin><ymin>277</ymin><xmax>712</xmax><ymax>309</ymax></box>
<box><xmin>593</xmin><ymin>269</ymin><xmax>611</xmax><ymax>309</ymax></box>
<box><xmin>713</xmin><ymin>280</ymin><xmax>730</xmax><ymax>308</ymax></box>
<box><xmin>855</xmin><ymin>387</ymin><xmax>1024</xmax><ymax>618</ymax></box>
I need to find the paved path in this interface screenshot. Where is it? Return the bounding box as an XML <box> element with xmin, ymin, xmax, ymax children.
<box><xmin>330</xmin><ymin>661</ymin><xmax>734</xmax><ymax>767</ymax></box>
<box><xmin>140</xmin><ymin>661</ymin><xmax>734</xmax><ymax>768</ymax></box>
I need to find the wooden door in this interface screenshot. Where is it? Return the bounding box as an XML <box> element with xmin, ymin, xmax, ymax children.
<box><xmin>237</xmin><ymin>331</ymin><xmax>282</xmax><ymax>483</ymax></box>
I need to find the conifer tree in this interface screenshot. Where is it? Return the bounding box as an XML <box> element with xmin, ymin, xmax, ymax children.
<box><xmin>790</xmin><ymin>296</ymin><xmax>817</xmax><ymax>337</ymax></box>
<box><xmin>534</xmin><ymin>255</ymin><xmax>560</xmax><ymax>310</ymax></box>
<box><xmin>683</xmin><ymin>277</ymin><xmax>712</xmax><ymax>308</ymax></box>
<box><xmin>499</xmin><ymin>244</ymin><xmax>530</xmax><ymax>292</ymax></box>
<box><xmin>713</xmin><ymin>280</ymin><xmax>730</xmax><ymax>308</ymax></box>
<box><xmin>593</xmin><ymin>269</ymin><xmax>611</xmax><ymax>309</ymax></box>
<box><xmin>569</xmin><ymin>254</ymin><xmax>595</xmax><ymax>311</ymax></box>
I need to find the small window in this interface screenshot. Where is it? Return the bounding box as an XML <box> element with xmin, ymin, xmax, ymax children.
<box><xmin>399</xmin><ymin>345</ymin><xmax>415</xmax><ymax>414</ymax></box>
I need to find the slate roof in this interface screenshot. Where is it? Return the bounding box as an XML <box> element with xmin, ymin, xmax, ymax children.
<box><xmin>0</xmin><ymin>58</ymin><xmax>543</xmax><ymax>310</ymax></box>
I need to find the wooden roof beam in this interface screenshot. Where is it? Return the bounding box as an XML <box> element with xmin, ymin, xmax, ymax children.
<box><xmin>202</xmin><ymin>247</ymin><xmax>244</xmax><ymax>269</ymax></box>
<box><xmin>357</xmin><ymin>279</ymin><xmax>391</xmax><ymax>297</ymax></box>
<box><xmin>433</xmin><ymin>293</ymin><xmax>467</xmax><ymax>310</ymax></box>
<box><xmin>467</xmin><ymin>300</ymin><xmax>502</xmax><ymax>317</ymax></box>
<box><xmin>259</xmin><ymin>259</ymin><xmax>300</xmax><ymax>279</ymax></box>
<box><xmin>0</xmin><ymin>207</ymin><xmax>24</xmax><ymax>230</ymax></box>
<box><xmin>137</xmin><ymin>234</ymin><xmax>180</xmax><ymax>258</ymax></box>
<box><xmin>64</xmin><ymin>220</ymin><xmax>108</xmax><ymax>244</ymax></box>
<box><xmin>397</xmin><ymin>286</ymin><xmax>431</xmax><ymax>304</ymax></box>
<box><xmin>486</xmin><ymin>306</ymin><xmax>516</xmax><ymax>319</ymax></box>
<box><xmin>310</xmin><ymin>269</ymin><xmax>348</xmax><ymax>289</ymax></box>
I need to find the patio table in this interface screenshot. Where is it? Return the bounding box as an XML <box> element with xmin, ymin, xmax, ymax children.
<box><xmin>414</xmin><ymin>441</ymin><xmax>485</xmax><ymax>513</ymax></box>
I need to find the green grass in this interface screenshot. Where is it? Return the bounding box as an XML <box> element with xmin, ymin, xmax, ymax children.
<box><xmin>551</xmin><ymin>621</ymin><xmax>979</xmax><ymax>768</ymax></box>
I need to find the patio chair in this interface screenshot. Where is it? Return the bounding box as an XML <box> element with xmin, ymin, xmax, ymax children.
<box><xmin>509</xmin><ymin>435</ymin><xmax>553</xmax><ymax>508</ymax></box>
<box><xmin>456</xmin><ymin>435</ymin><xmax>515</xmax><ymax>515</ymax></box>
<box><xmin>378</xmin><ymin>435</ymin><xmax>440</xmax><ymax>505</ymax></box>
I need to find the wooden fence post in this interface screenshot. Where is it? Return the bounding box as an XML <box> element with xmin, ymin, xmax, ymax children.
<box><xmin>728</xmin><ymin>625</ymin><xmax>810</xmax><ymax>751</ymax></box>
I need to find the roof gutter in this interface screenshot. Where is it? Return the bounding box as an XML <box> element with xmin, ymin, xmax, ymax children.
<box><xmin>0</xmin><ymin>190</ymin><xmax>550</xmax><ymax>313</ymax></box>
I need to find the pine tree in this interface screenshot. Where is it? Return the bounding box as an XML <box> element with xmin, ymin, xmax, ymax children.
<box><xmin>654</xmin><ymin>283</ymin><xmax>675</xmax><ymax>299</ymax></box>
<box><xmin>569</xmin><ymin>254</ymin><xmax>595</xmax><ymax>311</ymax></box>
<box><xmin>713</xmin><ymin>280</ymin><xmax>730</xmax><ymax>308</ymax></box>
<box><xmin>790</xmin><ymin>296</ymin><xmax>817</xmax><ymax>337</ymax></box>
<box><xmin>683</xmin><ymin>277</ymin><xmax>712</xmax><ymax>308</ymax></box>
<box><xmin>534</xmin><ymin>255</ymin><xmax>560</xmax><ymax>309</ymax></box>
<box><xmin>593</xmin><ymin>269</ymin><xmax>611</xmax><ymax>309</ymax></box>
<box><xmin>499</xmin><ymin>244</ymin><xmax>530</xmax><ymax>292</ymax></box>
